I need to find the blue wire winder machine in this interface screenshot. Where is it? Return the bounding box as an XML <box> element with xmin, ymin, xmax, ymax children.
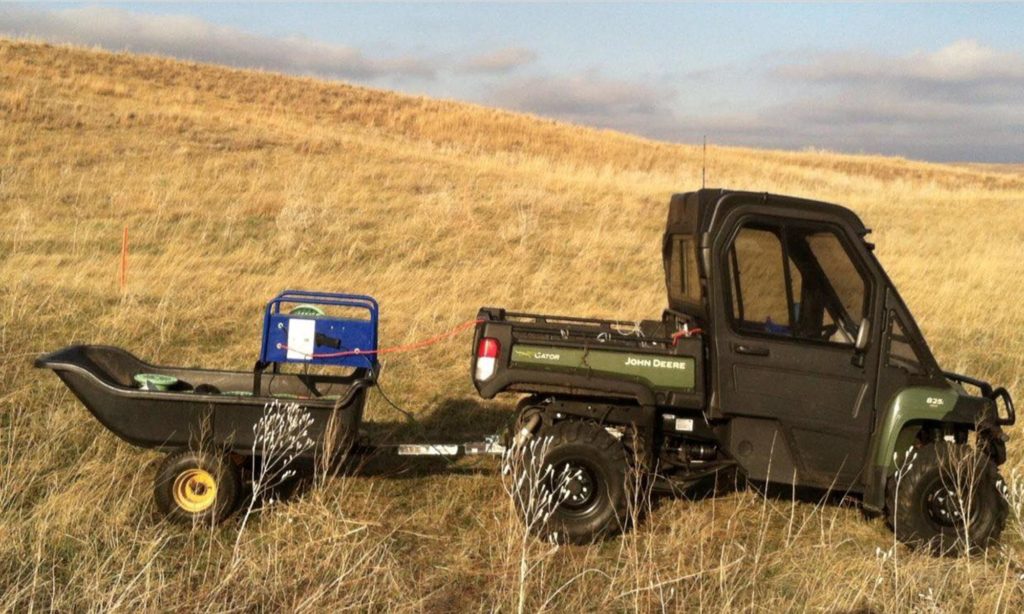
<box><xmin>254</xmin><ymin>290</ymin><xmax>380</xmax><ymax>393</ymax></box>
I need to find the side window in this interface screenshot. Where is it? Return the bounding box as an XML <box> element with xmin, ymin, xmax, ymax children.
<box><xmin>728</xmin><ymin>222</ymin><xmax>869</xmax><ymax>344</ymax></box>
<box><xmin>729</xmin><ymin>227</ymin><xmax>792</xmax><ymax>334</ymax></box>
<box><xmin>667</xmin><ymin>235</ymin><xmax>702</xmax><ymax>304</ymax></box>
<box><xmin>887</xmin><ymin>313</ymin><xmax>925</xmax><ymax>374</ymax></box>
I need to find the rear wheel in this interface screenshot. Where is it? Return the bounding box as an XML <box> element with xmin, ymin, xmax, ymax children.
<box><xmin>155</xmin><ymin>449</ymin><xmax>243</xmax><ymax>524</ymax></box>
<box><xmin>885</xmin><ymin>441</ymin><xmax>1007</xmax><ymax>555</ymax></box>
<box><xmin>512</xmin><ymin>420</ymin><xmax>631</xmax><ymax>544</ymax></box>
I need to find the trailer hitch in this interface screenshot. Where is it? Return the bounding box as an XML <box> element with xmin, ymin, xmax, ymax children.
<box><xmin>394</xmin><ymin>438</ymin><xmax>506</xmax><ymax>457</ymax></box>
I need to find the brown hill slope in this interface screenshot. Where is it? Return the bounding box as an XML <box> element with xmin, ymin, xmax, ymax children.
<box><xmin>2</xmin><ymin>39</ymin><xmax>1023</xmax><ymax>611</ymax></box>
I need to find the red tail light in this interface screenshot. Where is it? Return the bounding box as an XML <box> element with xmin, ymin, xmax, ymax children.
<box><xmin>475</xmin><ymin>337</ymin><xmax>500</xmax><ymax>380</ymax></box>
<box><xmin>477</xmin><ymin>338</ymin><xmax>500</xmax><ymax>358</ymax></box>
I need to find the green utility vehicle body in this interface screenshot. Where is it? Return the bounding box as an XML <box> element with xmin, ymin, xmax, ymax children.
<box><xmin>510</xmin><ymin>345</ymin><xmax>697</xmax><ymax>391</ymax></box>
<box><xmin>473</xmin><ymin>189</ymin><xmax>1014</xmax><ymax>515</ymax></box>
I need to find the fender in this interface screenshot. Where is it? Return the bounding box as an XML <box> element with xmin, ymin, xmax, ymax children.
<box><xmin>863</xmin><ymin>385</ymin><xmax>968</xmax><ymax>512</ymax></box>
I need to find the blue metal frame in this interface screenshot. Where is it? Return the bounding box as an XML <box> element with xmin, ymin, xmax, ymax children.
<box><xmin>259</xmin><ymin>290</ymin><xmax>379</xmax><ymax>369</ymax></box>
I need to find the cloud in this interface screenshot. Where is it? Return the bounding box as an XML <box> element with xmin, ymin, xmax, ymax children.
<box><xmin>779</xmin><ymin>40</ymin><xmax>1024</xmax><ymax>89</ymax></box>
<box><xmin>459</xmin><ymin>46</ymin><xmax>536</xmax><ymax>73</ymax></box>
<box><xmin>697</xmin><ymin>100</ymin><xmax>1015</xmax><ymax>150</ymax></box>
<box><xmin>693</xmin><ymin>40</ymin><xmax>1024</xmax><ymax>162</ymax></box>
<box><xmin>490</xmin><ymin>72</ymin><xmax>681</xmax><ymax>134</ymax></box>
<box><xmin>485</xmin><ymin>40</ymin><xmax>1024</xmax><ymax>161</ymax></box>
<box><xmin>0</xmin><ymin>5</ymin><xmax>436</xmax><ymax>80</ymax></box>
<box><xmin>690</xmin><ymin>98</ymin><xmax>1024</xmax><ymax>163</ymax></box>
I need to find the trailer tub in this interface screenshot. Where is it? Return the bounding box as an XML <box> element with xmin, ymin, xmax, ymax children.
<box><xmin>35</xmin><ymin>345</ymin><xmax>372</xmax><ymax>457</ymax></box>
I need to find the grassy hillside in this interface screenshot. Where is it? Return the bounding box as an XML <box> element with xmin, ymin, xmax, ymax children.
<box><xmin>2</xmin><ymin>39</ymin><xmax>1024</xmax><ymax>611</ymax></box>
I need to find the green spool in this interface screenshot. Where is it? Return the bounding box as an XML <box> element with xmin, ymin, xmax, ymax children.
<box><xmin>222</xmin><ymin>390</ymin><xmax>254</xmax><ymax>397</ymax></box>
<box><xmin>289</xmin><ymin>304</ymin><xmax>326</xmax><ymax>317</ymax></box>
<box><xmin>134</xmin><ymin>373</ymin><xmax>178</xmax><ymax>391</ymax></box>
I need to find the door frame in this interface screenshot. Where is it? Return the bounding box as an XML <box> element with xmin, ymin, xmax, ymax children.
<box><xmin>708</xmin><ymin>201</ymin><xmax>887</xmax><ymax>491</ymax></box>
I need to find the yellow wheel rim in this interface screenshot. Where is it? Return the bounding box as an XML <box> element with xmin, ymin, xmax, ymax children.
<box><xmin>172</xmin><ymin>468</ymin><xmax>218</xmax><ymax>513</ymax></box>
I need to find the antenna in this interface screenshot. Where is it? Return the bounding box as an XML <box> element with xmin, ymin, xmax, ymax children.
<box><xmin>702</xmin><ymin>135</ymin><xmax>707</xmax><ymax>189</ymax></box>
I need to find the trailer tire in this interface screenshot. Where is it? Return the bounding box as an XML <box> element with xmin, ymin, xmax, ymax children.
<box><xmin>885</xmin><ymin>442</ymin><xmax>1007</xmax><ymax>555</ymax></box>
<box><xmin>514</xmin><ymin>420</ymin><xmax>630</xmax><ymax>544</ymax></box>
<box><xmin>154</xmin><ymin>449</ymin><xmax>243</xmax><ymax>524</ymax></box>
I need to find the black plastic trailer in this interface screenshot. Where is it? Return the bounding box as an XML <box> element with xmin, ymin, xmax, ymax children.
<box><xmin>36</xmin><ymin>291</ymin><xmax>502</xmax><ymax>523</ymax></box>
<box><xmin>34</xmin><ymin>345</ymin><xmax>373</xmax><ymax>457</ymax></box>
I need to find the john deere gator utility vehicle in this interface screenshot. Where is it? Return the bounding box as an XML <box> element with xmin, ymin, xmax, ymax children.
<box><xmin>472</xmin><ymin>189</ymin><xmax>1014</xmax><ymax>553</ymax></box>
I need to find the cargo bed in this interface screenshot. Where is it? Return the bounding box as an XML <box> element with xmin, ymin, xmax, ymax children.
<box><xmin>35</xmin><ymin>345</ymin><xmax>373</xmax><ymax>457</ymax></box>
<box><xmin>472</xmin><ymin>308</ymin><xmax>705</xmax><ymax>409</ymax></box>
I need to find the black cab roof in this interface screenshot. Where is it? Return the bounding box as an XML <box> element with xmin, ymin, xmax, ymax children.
<box><xmin>662</xmin><ymin>189</ymin><xmax>870</xmax><ymax>319</ymax></box>
<box><xmin>665</xmin><ymin>189</ymin><xmax>868</xmax><ymax>239</ymax></box>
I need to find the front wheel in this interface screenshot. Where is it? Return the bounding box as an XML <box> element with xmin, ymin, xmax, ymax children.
<box><xmin>511</xmin><ymin>420</ymin><xmax>631</xmax><ymax>544</ymax></box>
<box><xmin>885</xmin><ymin>441</ymin><xmax>1007</xmax><ymax>555</ymax></box>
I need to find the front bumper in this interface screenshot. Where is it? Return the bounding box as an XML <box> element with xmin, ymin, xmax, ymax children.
<box><xmin>945</xmin><ymin>371</ymin><xmax>1016</xmax><ymax>426</ymax></box>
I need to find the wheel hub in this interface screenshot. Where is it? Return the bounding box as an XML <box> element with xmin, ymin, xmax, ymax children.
<box><xmin>556</xmin><ymin>462</ymin><xmax>597</xmax><ymax>511</ymax></box>
<box><xmin>172</xmin><ymin>468</ymin><xmax>218</xmax><ymax>513</ymax></box>
<box><xmin>925</xmin><ymin>484</ymin><xmax>965</xmax><ymax>527</ymax></box>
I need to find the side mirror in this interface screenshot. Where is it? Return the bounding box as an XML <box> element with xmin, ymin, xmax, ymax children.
<box><xmin>854</xmin><ymin>318</ymin><xmax>871</xmax><ymax>352</ymax></box>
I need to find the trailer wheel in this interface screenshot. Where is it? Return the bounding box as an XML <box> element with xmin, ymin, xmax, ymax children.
<box><xmin>514</xmin><ymin>420</ymin><xmax>630</xmax><ymax>544</ymax></box>
<box><xmin>154</xmin><ymin>449</ymin><xmax>243</xmax><ymax>524</ymax></box>
<box><xmin>885</xmin><ymin>442</ymin><xmax>1007</xmax><ymax>555</ymax></box>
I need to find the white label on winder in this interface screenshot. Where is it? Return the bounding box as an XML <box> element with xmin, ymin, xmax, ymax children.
<box><xmin>287</xmin><ymin>318</ymin><xmax>316</xmax><ymax>360</ymax></box>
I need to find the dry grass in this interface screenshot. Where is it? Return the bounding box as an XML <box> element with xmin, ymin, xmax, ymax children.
<box><xmin>2</xmin><ymin>38</ymin><xmax>1024</xmax><ymax>611</ymax></box>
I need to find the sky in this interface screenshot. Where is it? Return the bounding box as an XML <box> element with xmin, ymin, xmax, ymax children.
<box><xmin>2</xmin><ymin>2</ymin><xmax>1023</xmax><ymax>163</ymax></box>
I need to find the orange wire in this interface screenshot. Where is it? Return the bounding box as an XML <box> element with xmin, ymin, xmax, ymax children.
<box><xmin>278</xmin><ymin>318</ymin><xmax>484</xmax><ymax>359</ymax></box>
